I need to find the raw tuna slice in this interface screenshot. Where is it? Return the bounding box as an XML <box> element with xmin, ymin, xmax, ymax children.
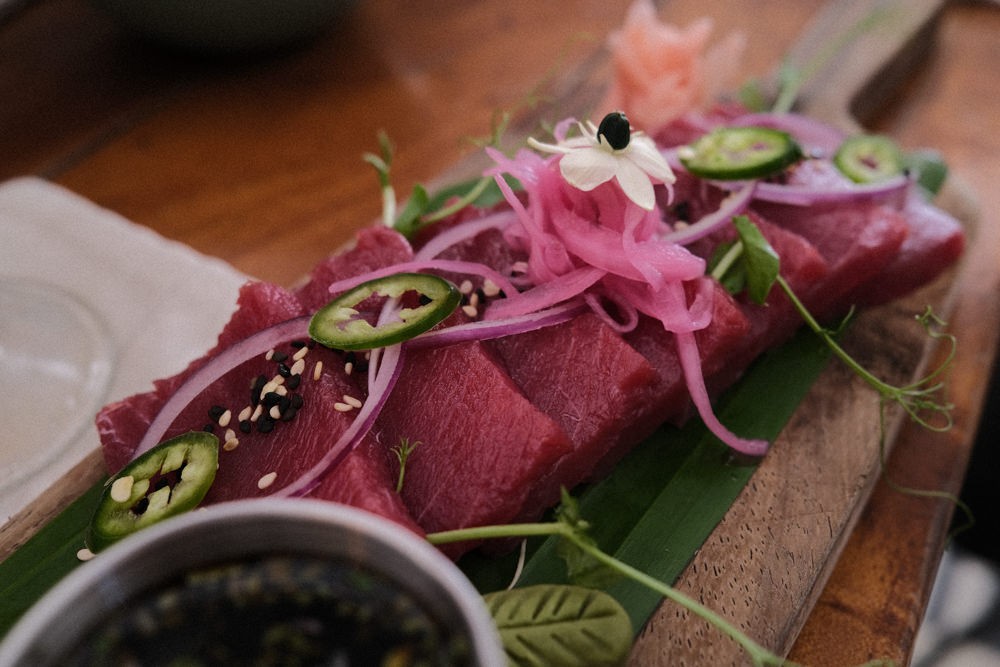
<box><xmin>622</xmin><ymin>279</ymin><xmax>751</xmax><ymax>429</ymax></box>
<box><xmin>375</xmin><ymin>340</ymin><xmax>574</xmax><ymax>544</ymax></box>
<box><xmin>311</xmin><ymin>431</ymin><xmax>425</xmax><ymax>534</ymax></box>
<box><xmin>753</xmin><ymin>201</ymin><xmax>909</xmax><ymax>319</ymax></box>
<box><xmin>847</xmin><ymin>192</ymin><xmax>965</xmax><ymax>306</ymax></box>
<box><xmin>699</xmin><ymin>213</ymin><xmax>830</xmax><ymax>393</ymax></box>
<box><xmin>96</xmin><ymin>279</ymin><xmax>420</xmax><ymax>531</ymax></box>
<box><xmin>97</xmin><ymin>280</ymin><xmax>305</xmax><ymax>474</ymax></box>
<box><xmin>294</xmin><ymin>225</ymin><xmax>414</xmax><ymax>308</ymax></box>
<box><xmin>489</xmin><ymin>312</ymin><xmax>660</xmax><ymax>520</ymax></box>
<box><xmin>421</xmin><ymin>223</ymin><xmax>675</xmax><ymax>514</ymax></box>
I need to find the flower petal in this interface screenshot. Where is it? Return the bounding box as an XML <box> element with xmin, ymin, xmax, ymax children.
<box><xmin>559</xmin><ymin>146</ymin><xmax>619</xmax><ymax>192</ymax></box>
<box><xmin>614</xmin><ymin>156</ymin><xmax>657</xmax><ymax>210</ymax></box>
<box><xmin>627</xmin><ymin>135</ymin><xmax>676</xmax><ymax>184</ymax></box>
<box><xmin>527</xmin><ymin>137</ymin><xmax>571</xmax><ymax>155</ymax></box>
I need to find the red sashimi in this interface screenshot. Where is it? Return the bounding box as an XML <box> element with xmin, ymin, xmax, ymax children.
<box><xmin>376</xmin><ymin>340</ymin><xmax>574</xmax><ymax>547</ymax></box>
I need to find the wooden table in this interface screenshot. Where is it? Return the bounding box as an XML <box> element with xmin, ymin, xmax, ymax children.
<box><xmin>2</xmin><ymin>0</ymin><xmax>998</xmax><ymax>664</ymax></box>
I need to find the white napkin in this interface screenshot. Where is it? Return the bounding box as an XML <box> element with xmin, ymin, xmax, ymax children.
<box><xmin>0</xmin><ymin>177</ymin><xmax>248</xmax><ymax>523</ymax></box>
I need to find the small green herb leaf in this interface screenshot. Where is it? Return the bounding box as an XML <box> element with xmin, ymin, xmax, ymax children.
<box><xmin>733</xmin><ymin>215</ymin><xmax>779</xmax><ymax>304</ymax></box>
<box><xmin>904</xmin><ymin>148</ymin><xmax>949</xmax><ymax>198</ymax></box>
<box><xmin>393</xmin><ymin>184</ymin><xmax>431</xmax><ymax>237</ymax></box>
<box><xmin>554</xmin><ymin>491</ymin><xmax>620</xmax><ymax>588</ymax></box>
<box><xmin>708</xmin><ymin>239</ymin><xmax>747</xmax><ymax>295</ymax></box>
<box><xmin>484</xmin><ymin>584</ymin><xmax>633</xmax><ymax>667</ymax></box>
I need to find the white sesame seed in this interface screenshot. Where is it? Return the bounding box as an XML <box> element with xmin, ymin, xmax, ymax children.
<box><xmin>469</xmin><ymin>291</ymin><xmax>480</xmax><ymax>308</ymax></box>
<box><xmin>272</xmin><ymin>374</ymin><xmax>285</xmax><ymax>386</ymax></box>
<box><xmin>313</xmin><ymin>360</ymin><xmax>324</xmax><ymax>381</ymax></box>
<box><xmin>261</xmin><ymin>380</ymin><xmax>279</xmax><ymax>397</ymax></box>
<box><xmin>110</xmin><ymin>475</ymin><xmax>134</xmax><ymax>503</ymax></box>
<box><xmin>257</xmin><ymin>472</ymin><xmax>277</xmax><ymax>490</ymax></box>
<box><xmin>334</xmin><ymin>402</ymin><xmax>353</xmax><ymax>412</ymax></box>
<box><xmin>265</xmin><ymin>349</ymin><xmax>275</xmax><ymax>361</ymax></box>
<box><xmin>290</xmin><ymin>358</ymin><xmax>306</xmax><ymax>376</ymax></box>
<box><xmin>238</xmin><ymin>406</ymin><xmax>253</xmax><ymax>422</ymax></box>
<box><xmin>223</xmin><ymin>438</ymin><xmax>240</xmax><ymax>451</ymax></box>
<box><xmin>76</xmin><ymin>548</ymin><xmax>95</xmax><ymax>562</ymax></box>
<box><xmin>269</xmin><ymin>405</ymin><xmax>282</xmax><ymax>420</ymax></box>
<box><xmin>275</xmin><ymin>385</ymin><xmax>288</xmax><ymax>396</ymax></box>
<box><xmin>217</xmin><ymin>409</ymin><xmax>232</xmax><ymax>428</ymax></box>
<box><xmin>512</xmin><ymin>261</ymin><xmax>529</xmax><ymax>274</ymax></box>
<box><xmin>293</xmin><ymin>346</ymin><xmax>309</xmax><ymax>361</ymax></box>
<box><xmin>462</xmin><ymin>304</ymin><xmax>478</xmax><ymax>318</ymax></box>
<box><xmin>343</xmin><ymin>394</ymin><xmax>363</xmax><ymax>409</ymax></box>
<box><xmin>344</xmin><ymin>361</ymin><xmax>353</xmax><ymax>376</ymax></box>
<box><xmin>459</xmin><ymin>279</ymin><xmax>474</xmax><ymax>294</ymax></box>
<box><xmin>251</xmin><ymin>405</ymin><xmax>264</xmax><ymax>422</ymax></box>
<box><xmin>225</xmin><ymin>428</ymin><xmax>236</xmax><ymax>443</ymax></box>
<box><xmin>482</xmin><ymin>279</ymin><xmax>501</xmax><ymax>297</ymax></box>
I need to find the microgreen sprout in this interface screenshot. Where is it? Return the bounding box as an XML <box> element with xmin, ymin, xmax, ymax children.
<box><xmin>428</xmin><ymin>490</ymin><xmax>892</xmax><ymax>667</ymax></box>
<box><xmin>391</xmin><ymin>437</ymin><xmax>421</xmax><ymax>493</ymax></box>
<box><xmin>364</xmin><ymin>112</ymin><xmax>511</xmax><ymax>238</ymax></box>
<box><xmin>362</xmin><ymin>131</ymin><xmax>398</xmax><ymax>228</ymax></box>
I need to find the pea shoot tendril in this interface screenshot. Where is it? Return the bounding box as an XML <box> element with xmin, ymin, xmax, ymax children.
<box><xmin>428</xmin><ymin>491</ymin><xmax>894</xmax><ymax>667</ymax></box>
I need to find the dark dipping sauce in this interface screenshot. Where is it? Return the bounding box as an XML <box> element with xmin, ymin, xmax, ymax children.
<box><xmin>65</xmin><ymin>555</ymin><xmax>475</xmax><ymax>666</ymax></box>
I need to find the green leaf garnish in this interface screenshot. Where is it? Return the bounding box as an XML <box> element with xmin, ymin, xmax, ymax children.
<box><xmin>904</xmin><ymin>148</ymin><xmax>949</xmax><ymax>198</ymax></box>
<box><xmin>733</xmin><ymin>215</ymin><xmax>779</xmax><ymax>304</ymax></box>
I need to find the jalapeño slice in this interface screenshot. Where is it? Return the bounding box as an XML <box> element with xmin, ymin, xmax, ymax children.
<box><xmin>309</xmin><ymin>272</ymin><xmax>461</xmax><ymax>351</ymax></box>
<box><xmin>678</xmin><ymin>126</ymin><xmax>803</xmax><ymax>180</ymax></box>
<box><xmin>834</xmin><ymin>134</ymin><xmax>904</xmax><ymax>183</ymax></box>
<box><xmin>88</xmin><ymin>431</ymin><xmax>219</xmax><ymax>552</ymax></box>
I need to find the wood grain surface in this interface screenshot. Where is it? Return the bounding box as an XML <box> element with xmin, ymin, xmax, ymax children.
<box><xmin>2</xmin><ymin>1</ymin><xmax>999</xmax><ymax>664</ymax></box>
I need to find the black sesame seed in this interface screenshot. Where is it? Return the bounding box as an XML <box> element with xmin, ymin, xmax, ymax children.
<box><xmin>290</xmin><ymin>394</ymin><xmax>304</xmax><ymax>409</ymax></box>
<box><xmin>278</xmin><ymin>396</ymin><xmax>291</xmax><ymax>412</ymax></box>
<box><xmin>280</xmin><ymin>407</ymin><xmax>297</xmax><ymax>422</ymax></box>
<box><xmin>258</xmin><ymin>418</ymin><xmax>275</xmax><ymax>434</ymax></box>
<box><xmin>262</xmin><ymin>392</ymin><xmax>283</xmax><ymax>407</ymax></box>
<box><xmin>239</xmin><ymin>420</ymin><xmax>252</xmax><ymax>434</ymax></box>
<box><xmin>133</xmin><ymin>497</ymin><xmax>150</xmax><ymax>516</ymax></box>
<box><xmin>208</xmin><ymin>405</ymin><xmax>226</xmax><ymax>419</ymax></box>
<box><xmin>203</xmin><ymin>423</ymin><xmax>216</xmax><ymax>433</ymax></box>
<box><xmin>250</xmin><ymin>375</ymin><xmax>268</xmax><ymax>406</ymax></box>
<box><xmin>277</xmin><ymin>362</ymin><xmax>292</xmax><ymax>378</ymax></box>
<box><xmin>286</xmin><ymin>374</ymin><xmax>301</xmax><ymax>390</ymax></box>
<box><xmin>290</xmin><ymin>340</ymin><xmax>308</xmax><ymax>349</ymax></box>
<box><xmin>271</xmin><ymin>351</ymin><xmax>288</xmax><ymax>363</ymax></box>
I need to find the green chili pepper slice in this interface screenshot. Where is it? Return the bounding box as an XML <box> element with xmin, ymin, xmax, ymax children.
<box><xmin>678</xmin><ymin>126</ymin><xmax>803</xmax><ymax>180</ymax></box>
<box><xmin>88</xmin><ymin>431</ymin><xmax>219</xmax><ymax>552</ymax></box>
<box><xmin>834</xmin><ymin>134</ymin><xmax>904</xmax><ymax>183</ymax></box>
<box><xmin>309</xmin><ymin>272</ymin><xmax>461</xmax><ymax>351</ymax></box>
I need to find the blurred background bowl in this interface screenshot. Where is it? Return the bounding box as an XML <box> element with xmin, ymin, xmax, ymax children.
<box><xmin>91</xmin><ymin>0</ymin><xmax>358</xmax><ymax>55</ymax></box>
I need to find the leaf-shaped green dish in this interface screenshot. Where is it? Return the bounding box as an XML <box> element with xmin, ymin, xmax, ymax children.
<box><xmin>484</xmin><ymin>584</ymin><xmax>633</xmax><ymax>667</ymax></box>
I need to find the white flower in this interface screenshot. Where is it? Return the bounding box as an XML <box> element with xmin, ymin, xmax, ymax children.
<box><xmin>528</xmin><ymin>112</ymin><xmax>675</xmax><ymax>211</ymax></box>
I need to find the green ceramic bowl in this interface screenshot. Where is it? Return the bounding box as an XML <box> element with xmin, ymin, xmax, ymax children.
<box><xmin>92</xmin><ymin>0</ymin><xmax>357</xmax><ymax>54</ymax></box>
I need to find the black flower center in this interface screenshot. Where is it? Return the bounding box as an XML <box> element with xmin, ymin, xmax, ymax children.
<box><xmin>597</xmin><ymin>111</ymin><xmax>631</xmax><ymax>150</ymax></box>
